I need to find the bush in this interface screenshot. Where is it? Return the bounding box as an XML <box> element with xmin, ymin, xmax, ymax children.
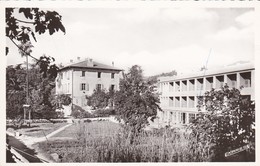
<box><xmin>93</xmin><ymin>108</ymin><xmax>115</xmax><ymax>117</ymax></box>
<box><xmin>190</xmin><ymin>86</ymin><xmax>255</xmax><ymax>161</ymax></box>
<box><xmin>71</xmin><ymin>104</ymin><xmax>96</xmax><ymax>118</ymax></box>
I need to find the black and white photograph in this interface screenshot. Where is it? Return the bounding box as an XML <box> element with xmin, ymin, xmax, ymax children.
<box><xmin>1</xmin><ymin>1</ymin><xmax>258</xmax><ymax>164</ymax></box>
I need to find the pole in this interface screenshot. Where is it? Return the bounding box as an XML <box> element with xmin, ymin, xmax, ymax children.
<box><xmin>26</xmin><ymin>55</ymin><xmax>31</xmax><ymax>127</ymax></box>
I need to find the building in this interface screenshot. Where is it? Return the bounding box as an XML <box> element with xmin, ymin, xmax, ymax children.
<box><xmin>157</xmin><ymin>63</ymin><xmax>255</xmax><ymax>126</ymax></box>
<box><xmin>55</xmin><ymin>58</ymin><xmax>122</xmax><ymax>115</ymax></box>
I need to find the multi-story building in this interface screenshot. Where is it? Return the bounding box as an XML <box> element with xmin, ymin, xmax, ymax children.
<box><xmin>55</xmin><ymin>58</ymin><xmax>122</xmax><ymax>114</ymax></box>
<box><xmin>157</xmin><ymin>63</ymin><xmax>255</xmax><ymax>126</ymax></box>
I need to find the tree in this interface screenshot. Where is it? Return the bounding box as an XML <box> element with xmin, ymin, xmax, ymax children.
<box><xmin>147</xmin><ymin>70</ymin><xmax>177</xmax><ymax>83</ymax></box>
<box><xmin>86</xmin><ymin>89</ymin><xmax>110</xmax><ymax>109</ymax></box>
<box><xmin>189</xmin><ymin>85</ymin><xmax>255</xmax><ymax>161</ymax></box>
<box><xmin>6</xmin><ymin>63</ymin><xmax>65</xmax><ymax>120</ymax></box>
<box><xmin>114</xmin><ymin>65</ymin><xmax>161</xmax><ymax>143</ymax></box>
<box><xmin>52</xmin><ymin>94</ymin><xmax>72</xmax><ymax>110</ymax></box>
<box><xmin>86</xmin><ymin>86</ymin><xmax>116</xmax><ymax>110</ymax></box>
<box><xmin>6</xmin><ymin>65</ymin><xmax>26</xmax><ymax>119</ymax></box>
<box><xmin>6</xmin><ymin>7</ymin><xmax>65</xmax><ymax>78</ymax></box>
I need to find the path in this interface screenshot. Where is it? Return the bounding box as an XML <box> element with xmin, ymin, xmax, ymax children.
<box><xmin>6</xmin><ymin>123</ymin><xmax>73</xmax><ymax>163</ymax></box>
<box><xmin>7</xmin><ymin>134</ymin><xmax>43</xmax><ymax>163</ymax></box>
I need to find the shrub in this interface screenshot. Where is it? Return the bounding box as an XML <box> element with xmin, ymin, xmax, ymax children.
<box><xmin>93</xmin><ymin>108</ymin><xmax>115</xmax><ymax>117</ymax></box>
<box><xmin>189</xmin><ymin>85</ymin><xmax>255</xmax><ymax>161</ymax></box>
<box><xmin>71</xmin><ymin>104</ymin><xmax>95</xmax><ymax>118</ymax></box>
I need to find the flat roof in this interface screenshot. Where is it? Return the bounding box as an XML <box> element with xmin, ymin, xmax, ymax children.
<box><xmin>159</xmin><ymin>63</ymin><xmax>254</xmax><ymax>82</ymax></box>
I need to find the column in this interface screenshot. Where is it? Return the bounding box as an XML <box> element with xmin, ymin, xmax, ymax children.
<box><xmin>236</xmin><ymin>72</ymin><xmax>240</xmax><ymax>89</ymax></box>
<box><xmin>203</xmin><ymin>77</ymin><xmax>206</xmax><ymax>91</ymax></box>
<box><xmin>224</xmin><ymin>74</ymin><xmax>227</xmax><ymax>85</ymax></box>
<box><xmin>213</xmin><ymin>76</ymin><xmax>216</xmax><ymax>89</ymax></box>
<box><xmin>194</xmin><ymin>79</ymin><xmax>197</xmax><ymax>93</ymax></box>
<box><xmin>186</xmin><ymin>113</ymin><xmax>189</xmax><ymax>124</ymax></box>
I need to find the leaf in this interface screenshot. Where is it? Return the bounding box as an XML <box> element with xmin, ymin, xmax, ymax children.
<box><xmin>6</xmin><ymin>47</ymin><xmax>9</xmax><ymax>55</ymax></box>
<box><xmin>59</xmin><ymin>23</ymin><xmax>66</xmax><ymax>34</ymax></box>
<box><xmin>19</xmin><ymin>8</ymin><xmax>33</xmax><ymax>19</ymax></box>
<box><xmin>31</xmin><ymin>31</ymin><xmax>37</xmax><ymax>42</ymax></box>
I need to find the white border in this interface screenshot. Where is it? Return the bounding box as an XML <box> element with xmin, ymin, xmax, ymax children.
<box><xmin>0</xmin><ymin>1</ymin><xmax>259</xmax><ymax>166</ymax></box>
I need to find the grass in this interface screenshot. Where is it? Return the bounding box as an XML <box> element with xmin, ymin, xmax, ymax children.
<box><xmin>7</xmin><ymin>123</ymin><xmax>67</xmax><ymax>138</ymax></box>
<box><xmin>38</xmin><ymin>121</ymin><xmax>214</xmax><ymax>162</ymax></box>
<box><xmin>54</xmin><ymin>120</ymin><xmax>120</xmax><ymax>139</ymax></box>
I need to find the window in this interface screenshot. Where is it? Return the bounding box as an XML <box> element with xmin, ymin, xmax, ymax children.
<box><xmin>82</xmin><ymin>71</ymin><xmax>85</xmax><ymax>77</ymax></box>
<box><xmin>81</xmin><ymin>83</ymin><xmax>86</xmax><ymax>91</ymax></box>
<box><xmin>111</xmin><ymin>73</ymin><xmax>115</xmax><ymax>79</ymax></box>
<box><xmin>110</xmin><ymin>84</ymin><xmax>115</xmax><ymax>91</ymax></box>
<box><xmin>98</xmin><ymin>72</ymin><xmax>101</xmax><ymax>78</ymax></box>
<box><xmin>67</xmin><ymin>71</ymin><xmax>70</xmax><ymax>80</ymax></box>
<box><xmin>96</xmin><ymin>84</ymin><xmax>102</xmax><ymax>91</ymax></box>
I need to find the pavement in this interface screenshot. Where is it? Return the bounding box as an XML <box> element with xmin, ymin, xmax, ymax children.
<box><xmin>6</xmin><ymin>123</ymin><xmax>73</xmax><ymax>163</ymax></box>
<box><xmin>7</xmin><ymin>134</ymin><xmax>43</xmax><ymax>163</ymax></box>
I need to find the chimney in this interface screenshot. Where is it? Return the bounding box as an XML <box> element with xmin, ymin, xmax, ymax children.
<box><xmin>77</xmin><ymin>57</ymin><xmax>80</xmax><ymax>61</ymax></box>
<box><xmin>112</xmin><ymin>61</ymin><xmax>114</xmax><ymax>67</ymax></box>
<box><xmin>70</xmin><ymin>59</ymin><xmax>73</xmax><ymax>63</ymax></box>
<box><xmin>87</xmin><ymin>58</ymin><xmax>94</xmax><ymax>67</ymax></box>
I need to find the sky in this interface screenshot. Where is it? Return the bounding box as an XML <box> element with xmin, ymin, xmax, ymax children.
<box><xmin>6</xmin><ymin>7</ymin><xmax>254</xmax><ymax>76</ymax></box>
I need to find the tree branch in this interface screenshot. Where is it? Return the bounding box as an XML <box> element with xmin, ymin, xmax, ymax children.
<box><xmin>15</xmin><ymin>19</ymin><xmax>35</xmax><ymax>24</ymax></box>
<box><xmin>8</xmin><ymin>37</ymin><xmax>39</xmax><ymax>61</ymax></box>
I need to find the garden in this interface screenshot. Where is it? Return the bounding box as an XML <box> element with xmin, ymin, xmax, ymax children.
<box><xmin>38</xmin><ymin>120</ymin><xmax>201</xmax><ymax>162</ymax></box>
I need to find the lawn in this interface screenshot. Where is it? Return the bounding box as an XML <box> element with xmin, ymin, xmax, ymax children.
<box><xmin>6</xmin><ymin>123</ymin><xmax>67</xmax><ymax>138</ymax></box>
<box><xmin>52</xmin><ymin>120</ymin><xmax>121</xmax><ymax>140</ymax></box>
<box><xmin>38</xmin><ymin>121</ymin><xmax>201</xmax><ymax>162</ymax></box>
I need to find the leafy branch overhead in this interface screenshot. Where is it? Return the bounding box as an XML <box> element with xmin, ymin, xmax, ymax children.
<box><xmin>6</xmin><ymin>8</ymin><xmax>65</xmax><ymax>42</ymax></box>
<box><xmin>6</xmin><ymin>8</ymin><xmax>66</xmax><ymax>78</ymax></box>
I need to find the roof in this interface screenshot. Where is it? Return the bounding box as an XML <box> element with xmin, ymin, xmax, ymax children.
<box><xmin>59</xmin><ymin>59</ymin><xmax>122</xmax><ymax>72</ymax></box>
<box><xmin>159</xmin><ymin>63</ymin><xmax>255</xmax><ymax>83</ymax></box>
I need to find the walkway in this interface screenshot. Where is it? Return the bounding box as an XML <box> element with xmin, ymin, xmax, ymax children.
<box><xmin>6</xmin><ymin>123</ymin><xmax>73</xmax><ymax>163</ymax></box>
<box><xmin>7</xmin><ymin>134</ymin><xmax>43</xmax><ymax>163</ymax></box>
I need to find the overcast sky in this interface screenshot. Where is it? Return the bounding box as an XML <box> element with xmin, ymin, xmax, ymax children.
<box><xmin>6</xmin><ymin>8</ymin><xmax>254</xmax><ymax>76</ymax></box>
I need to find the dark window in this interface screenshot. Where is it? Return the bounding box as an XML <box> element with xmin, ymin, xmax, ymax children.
<box><xmin>81</xmin><ymin>83</ymin><xmax>86</xmax><ymax>91</ymax></box>
<box><xmin>111</xmin><ymin>84</ymin><xmax>115</xmax><ymax>91</ymax></box>
<box><xmin>98</xmin><ymin>72</ymin><xmax>101</xmax><ymax>78</ymax></box>
<box><xmin>82</xmin><ymin>71</ymin><xmax>85</xmax><ymax>77</ymax></box>
<box><xmin>111</xmin><ymin>73</ymin><xmax>115</xmax><ymax>79</ymax></box>
<box><xmin>97</xmin><ymin>84</ymin><xmax>102</xmax><ymax>91</ymax></box>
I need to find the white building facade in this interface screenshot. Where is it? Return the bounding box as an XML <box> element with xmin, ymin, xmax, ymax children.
<box><xmin>55</xmin><ymin>58</ymin><xmax>122</xmax><ymax>112</ymax></box>
<box><xmin>157</xmin><ymin>63</ymin><xmax>255</xmax><ymax>126</ymax></box>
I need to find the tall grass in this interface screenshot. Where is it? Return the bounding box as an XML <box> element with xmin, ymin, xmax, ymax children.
<box><xmin>39</xmin><ymin>121</ymin><xmax>214</xmax><ymax>162</ymax></box>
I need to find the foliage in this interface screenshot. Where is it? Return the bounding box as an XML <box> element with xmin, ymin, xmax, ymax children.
<box><xmin>189</xmin><ymin>85</ymin><xmax>255</xmax><ymax>161</ymax></box>
<box><xmin>38</xmin><ymin>122</ymin><xmax>213</xmax><ymax>162</ymax></box>
<box><xmin>114</xmin><ymin>65</ymin><xmax>161</xmax><ymax>142</ymax></box>
<box><xmin>93</xmin><ymin>108</ymin><xmax>116</xmax><ymax>117</ymax></box>
<box><xmin>51</xmin><ymin>94</ymin><xmax>72</xmax><ymax>110</ymax></box>
<box><xmin>86</xmin><ymin>89</ymin><xmax>110</xmax><ymax>109</ymax></box>
<box><xmin>86</xmin><ymin>86</ymin><xmax>116</xmax><ymax>110</ymax></box>
<box><xmin>147</xmin><ymin>70</ymin><xmax>177</xmax><ymax>83</ymax></box>
<box><xmin>6</xmin><ymin>64</ymin><xmax>62</xmax><ymax>120</ymax></box>
<box><xmin>6</xmin><ymin>8</ymin><xmax>65</xmax><ymax>78</ymax></box>
<box><xmin>71</xmin><ymin>104</ymin><xmax>95</xmax><ymax>119</ymax></box>
<box><xmin>6</xmin><ymin>91</ymin><xmax>25</xmax><ymax>119</ymax></box>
